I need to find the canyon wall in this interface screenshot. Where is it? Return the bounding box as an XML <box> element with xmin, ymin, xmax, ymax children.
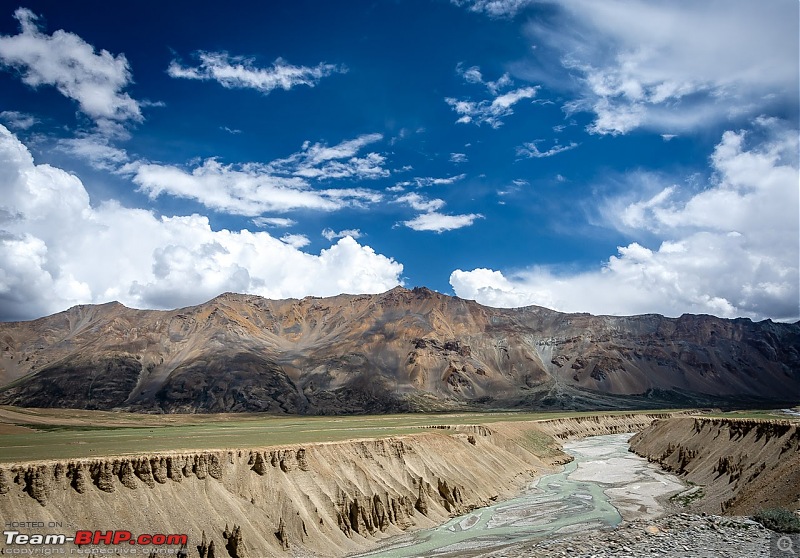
<box><xmin>630</xmin><ymin>417</ymin><xmax>800</xmax><ymax>515</ymax></box>
<box><xmin>0</xmin><ymin>413</ymin><xmax>675</xmax><ymax>557</ymax></box>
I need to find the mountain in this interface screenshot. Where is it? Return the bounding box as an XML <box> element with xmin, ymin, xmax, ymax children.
<box><xmin>0</xmin><ymin>287</ymin><xmax>798</xmax><ymax>413</ymax></box>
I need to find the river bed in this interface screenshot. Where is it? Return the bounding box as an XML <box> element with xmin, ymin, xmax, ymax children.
<box><xmin>353</xmin><ymin>433</ymin><xmax>684</xmax><ymax>558</ymax></box>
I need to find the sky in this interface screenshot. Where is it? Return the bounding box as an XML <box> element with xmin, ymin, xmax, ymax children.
<box><xmin>0</xmin><ymin>0</ymin><xmax>797</xmax><ymax>322</ymax></box>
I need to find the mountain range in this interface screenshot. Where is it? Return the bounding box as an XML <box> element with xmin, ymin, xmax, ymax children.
<box><xmin>1</xmin><ymin>287</ymin><xmax>798</xmax><ymax>413</ymax></box>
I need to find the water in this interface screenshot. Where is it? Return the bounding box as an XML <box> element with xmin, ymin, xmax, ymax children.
<box><xmin>353</xmin><ymin>433</ymin><xmax>683</xmax><ymax>558</ymax></box>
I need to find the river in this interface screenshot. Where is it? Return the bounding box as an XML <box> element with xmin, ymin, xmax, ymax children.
<box><xmin>353</xmin><ymin>433</ymin><xmax>685</xmax><ymax>558</ymax></box>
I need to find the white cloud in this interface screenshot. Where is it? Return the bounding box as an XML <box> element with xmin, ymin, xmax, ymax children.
<box><xmin>516</xmin><ymin>140</ymin><xmax>578</xmax><ymax>158</ymax></box>
<box><xmin>394</xmin><ymin>192</ymin><xmax>483</xmax><ymax>233</ymax></box>
<box><xmin>412</xmin><ymin>174</ymin><xmax>467</xmax><ymax>187</ymax></box>
<box><xmin>449</xmin><ymin>152</ymin><xmax>468</xmax><ymax>164</ymax></box>
<box><xmin>57</xmin><ymin>134</ymin><xmax>130</xmax><ymax>171</ymax></box>
<box><xmin>456</xmin><ymin>63</ymin><xmax>513</xmax><ymax>94</ymax></box>
<box><xmin>0</xmin><ymin>125</ymin><xmax>403</xmax><ymax>320</ymax></box>
<box><xmin>0</xmin><ymin>8</ymin><xmax>142</xmax><ymax>126</ymax></box>
<box><xmin>451</xmin><ymin>0</ymin><xmax>537</xmax><ymax>18</ymax></box>
<box><xmin>269</xmin><ymin>133</ymin><xmax>388</xmax><ymax>180</ymax></box>
<box><xmin>130</xmin><ymin>133</ymin><xmax>388</xmax><ymax>216</ymax></box>
<box><xmin>251</xmin><ymin>217</ymin><xmax>296</xmax><ymax>228</ymax></box>
<box><xmin>446</xmin><ymin>86</ymin><xmax>539</xmax><ymax>128</ymax></box>
<box><xmin>168</xmin><ymin>51</ymin><xmax>345</xmax><ymax>94</ymax></box>
<box><xmin>451</xmin><ymin>122</ymin><xmax>799</xmax><ymax>320</ymax></box>
<box><xmin>395</xmin><ymin>192</ymin><xmax>446</xmax><ymax>212</ymax></box>
<box><xmin>322</xmin><ymin>228</ymin><xmax>362</xmax><ymax>241</ymax></box>
<box><xmin>133</xmin><ymin>158</ymin><xmax>381</xmax><ymax>216</ymax></box>
<box><xmin>280</xmin><ymin>233</ymin><xmax>310</xmax><ymax>248</ymax></box>
<box><xmin>527</xmin><ymin>0</ymin><xmax>799</xmax><ymax>135</ymax></box>
<box><xmin>221</xmin><ymin>126</ymin><xmax>242</xmax><ymax>135</ymax></box>
<box><xmin>403</xmin><ymin>212</ymin><xmax>484</xmax><ymax>233</ymax></box>
<box><xmin>0</xmin><ymin>110</ymin><xmax>37</xmax><ymax>130</ymax></box>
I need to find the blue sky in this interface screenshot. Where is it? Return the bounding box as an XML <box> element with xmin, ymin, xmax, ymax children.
<box><xmin>0</xmin><ymin>0</ymin><xmax>797</xmax><ymax>321</ymax></box>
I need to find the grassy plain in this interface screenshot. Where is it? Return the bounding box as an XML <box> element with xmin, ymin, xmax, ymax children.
<box><xmin>0</xmin><ymin>405</ymin><xmax>795</xmax><ymax>464</ymax></box>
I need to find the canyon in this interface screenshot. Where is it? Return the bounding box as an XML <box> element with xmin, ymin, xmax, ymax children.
<box><xmin>2</xmin><ymin>413</ymin><xmax>797</xmax><ymax>557</ymax></box>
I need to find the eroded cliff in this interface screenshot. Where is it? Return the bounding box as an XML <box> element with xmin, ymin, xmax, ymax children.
<box><xmin>0</xmin><ymin>422</ymin><xmax>570</xmax><ymax>556</ymax></box>
<box><xmin>630</xmin><ymin>417</ymin><xmax>800</xmax><ymax>515</ymax></box>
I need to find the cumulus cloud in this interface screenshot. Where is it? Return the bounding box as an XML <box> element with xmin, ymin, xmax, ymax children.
<box><xmin>0</xmin><ymin>125</ymin><xmax>403</xmax><ymax>320</ymax></box>
<box><xmin>449</xmin><ymin>152</ymin><xmax>468</xmax><ymax>164</ymax></box>
<box><xmin>168</xmin><ymin>51</ymin><xmax>345</xmax><ymax>94</ymax></box>
<box><xmin>516</xmin><ymin>140</ymin><xmax>578</xmax><ymax>158</ymax></box>
<box><xmin>527</xmin><ymin>0</ymin><xmax>799</xmax><ymax>135</ymax></box>
<box><xmin>322</xmin><ymin>228</ymin><xmax>362</xmax><ymax>241</ymax></box>
<box><xmin>130</xmin><ymin>133</ymin><xmax>388</xmax><ymax>216</ymax></box>
<box><xmin>403</xmin><ymin>212</ymin><xmax>484</xmax><ymax>233</ymax></box>
<box><xmin>279</xmin><ymin>233</ymin><xmax>310</xmax><ymax>248</ymax></box>
<box><xmin>395</xmin><ymin>193</ymin><xmax>482</xmax><ymax>232</ymax></box>
<box><xmin>0</xmin><ymin>8</ymin><xmax>142</xmax><ymax>126</ymax></box>
<box><xmin>451</xmin><ymin>121</ymin><xmax>799</xmax><ymax>320</ymax></box>
<box><xmin>394</xmin><ymin>192</ymin><xmax>446</xmax><ymax>212</ymax></box>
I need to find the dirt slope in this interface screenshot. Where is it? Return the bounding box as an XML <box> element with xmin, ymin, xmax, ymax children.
<box><xmin>630</xmin><ymin>417</ymin><xmax>800</xmax><ymax>515</ymax></box>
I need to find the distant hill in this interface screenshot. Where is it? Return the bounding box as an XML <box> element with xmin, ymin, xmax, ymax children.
<box><xmin>0</xmin><ymin>287</ymin><xmax>798</xmax><ymax>413</ymax></box>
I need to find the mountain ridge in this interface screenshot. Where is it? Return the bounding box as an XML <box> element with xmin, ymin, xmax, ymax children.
<box><xmin>1</xmin><ymin>287</ymin><xmax>798</xmax><ymax>413</ymax></box>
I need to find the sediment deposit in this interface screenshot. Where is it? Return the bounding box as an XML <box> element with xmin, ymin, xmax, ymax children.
<box><xmin>630</xmin><ymin>417</ymin><xmax>800</xmax><ymax>515</ymax></box>
<box><xmin>0</xmin><ymin>414</ymin><xmax>669</xmax><ymax>556</ymax></box>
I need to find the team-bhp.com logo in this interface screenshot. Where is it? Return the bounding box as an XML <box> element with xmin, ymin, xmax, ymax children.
<box><xmin>4</xmin><ymin>530</ymin><xmax>188</xmax><ymax>546</ymax></box>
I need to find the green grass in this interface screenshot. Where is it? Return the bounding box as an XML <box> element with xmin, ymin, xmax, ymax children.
<box><xmin>752</xmin><ymin>508</ymin><xmax>800</xmax><ymax>533</ymax></box>
<box><xmin>670</xmin><ymin>485</ymin><xmax>705</xmax><ymax>507</ymax></box>
<box><xmin>699</xmin><ymin>409</ymin><xmax>800</xmax><ymax>421</ymax></box>
<box><xmin>0</xmin><ymin>408</ymin><xmax>685</xmax><ymax>463</ymax></box>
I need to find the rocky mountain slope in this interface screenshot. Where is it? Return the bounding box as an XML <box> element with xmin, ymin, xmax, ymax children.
<box><xmin>0</xmin><ymin>287</ymin><xmax>798</xmax><ymax>413</ymax></box>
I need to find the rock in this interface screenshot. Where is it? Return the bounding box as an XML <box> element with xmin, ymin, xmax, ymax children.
<box><xmin>208</xmin><ymin>454</ymin><xmax>223</xmax><ymax>479</ymax></box>
<box><xmin>373</xmin><ymin>495</ymin><xmax>389</xmax><ymax>531</ymax></box>
<box><xmin>251</xmin><ymin>453</ymin><xmax>268</xmax><ymax>476</ymax></box>
<box><xmin>92</xmin><ymin>462</ymin><xmax>115</xmax><ymax>493</ymax></box>
<box><xmin>68</xmin><ymin>463</ymin><xmax>89</xmax><ymax>494</ymax></box>
<box><xmin>0</xmin><ymin>467</ymin><xmax>9</xmax><ymax>495</ymax></box>
<box><xmin>133</xmin><ymin>458</ymin><xmax>155</xmax><ymax>488</ymax></box>
<box><xmin>117</xmin><ymin>461</ymin><xmax>137</xmax><ymax>489</ymax></box>
<box><xmin>223</xmin><ymin>523</ymin><xmax>245</xmax><ymax>558</ymax></box>
<box><xmin>415</xmin><ymin>479</ymin><xmax>429</xmax><ymax>516</ymax></box>
<box><xmin>197</xmin><ymin>531</ymin><xmax>215</xmax><ymax>558</ymax></box>
<box><xmin>151</xmin><ymin>458</ymin><xmax>168</xmax><ymax>484</ymax></box>
<box><xmin>167</xmin><ymin>457</ymin><xmax>183</xmax><ymax>482</ymax></box>
<box><xmin>296</xmin><ymin>449</ymin><xmax>310</xmax><ymax>471</ymax></box>
<box><xmin>24</xmin><ymin>465</ymin><xmax>50</xmax><ymax>505</ymax></box>
<box><xmin>194</xmin><ymin>455</ymin><xmax>208</xmax><ymax>479</ymax></box>
<box><xmin>275</xmin><ymin>517</ymin><xmax>289</xmax><ymax>551</ymax></box>
<box><xmin>279</xmin><ymin>451</ymin><xmax>293</xmax><ymax>473</ymax></box>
